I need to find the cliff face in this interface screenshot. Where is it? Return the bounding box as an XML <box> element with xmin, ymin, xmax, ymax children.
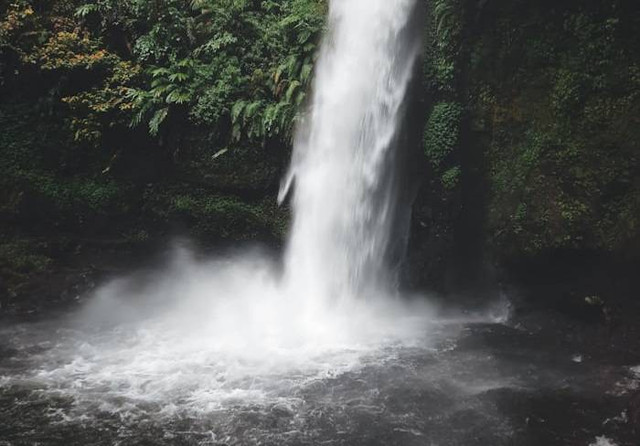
<box><xmin>409</xmin><ymin>0</ymin><xmax>640</xmax><ymax>293</ymax></box>
<box><xmin>1</xmin><ymin>0</ymin><xmax>639</xmax><ymax>303</ymax></box>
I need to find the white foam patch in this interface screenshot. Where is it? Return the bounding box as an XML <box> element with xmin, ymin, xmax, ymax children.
<box><xmin>15</xmin><ymin>247</ymin><xmax>435</xmax><ymax>417</ymax></box>
<box><xmin>589</xmin><ymin>437</ymin><xmax>618</xmax><ymax>446</ymax></box>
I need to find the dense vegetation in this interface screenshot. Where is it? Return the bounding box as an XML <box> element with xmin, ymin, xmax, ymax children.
<box><xmin>1</xmin><ymin>0</ymin><xmax>639</xmax><ymax>300</ymax></box>
<box><xmin>413</xmin><ymin>0</ymin><xmax>640</xmax><ymax>291</ymax></box>
<box><xmin>0</xmin><ymin>0</ymin><xmax>324</xmax><ymax>295</ymax></box>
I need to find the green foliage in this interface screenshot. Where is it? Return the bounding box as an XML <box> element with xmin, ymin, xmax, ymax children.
<box><xmin>551</xmin><ymin>69</ymin><xmax>585</xmax><ymax>114</ymax></box>
<box><xmin>423</xmin><ymin>0</ymin><xmax>462</xmax><ymax>93</ymax></box>
<box><xmin>0</xmin><ymin>100</ymin><xmax>129</xmax><ymax>225</ymax></box>
<box><xmin>441</xmin><ymin>166</ymin><xmax>461</xmax><ymax>190</ymax></box>
<box><xmin>469</xmin><ymin>0</ymin><xmax>640</xmax><ymax>257</ymax></box>
<box><xmin>33</xmin><ymin>176</ymin><xmax>126</xmax><ymax>212</ymax></box>
<box><xmin>3</xmin><ymin>0</ymin><xmax>325</xmax><ymax>147</ymax></box>
<box><xmin>0</xmin><ymin>240</ymin><xmax>51</xmax><ymax>275</ymax></box>
<box><xmin>417</xmin><ymin>0</ymin><xmax>640</xmax><ymax>265</ymax></box>
<box><xmin>423</xmin><ymin>102</ymin><xmax>463</xmax><ymax>170</ymax></box>
<box><xmin>106</xmin><ymin>0</ymin><xmax>326</xmax><ymax>143</ymax></box>
<box><xmin>129</xmin><ymin>57</ymin><xmax>203</xmax><ymax>135</ymax></box>
<box><xmin>0</xmin><ymin>239</ymin><xmax>52</xmax><ymax>296</ymax></box>
<box><xmin>0</xmin><ymin>0</ymin><xmax>324</xmax><ymax>251</ymax></box>
<box><xmin>142</xmin><ymin>188</ymin><xmax>288</xmax><ymax>240</ymax></box>
<box><xmin>1</xmin><ymin>2</ymin><xmax>143</xmax><ymax>146</ymax></box>
<box><xmin>434</xmin><ymin>0</ymin><xmax>461</xmax><ymax>43</ymax></box>
<box><xmin>416</xmin><ymin>0</ymin><xmax>467</xmax><ymax>258</ymax></box>
<box><xmin>4</xmin><ymin>0</ymin><xmax>636</xmax><ymax>272</ymax></box>
<box><xmin>0</xmin><ymin>237</ymin><xmax>59</xmax><ymax>298</ymax></box>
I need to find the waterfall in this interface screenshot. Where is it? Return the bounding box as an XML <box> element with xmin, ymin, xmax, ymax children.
<box><xmin>281</xmin><ymin>0</ymin><xmax>421</xmax><ymax>303</ymax></box>
<box><xmin>14</xmin><ymin>0</ymin><xmax>433</xmax><ymax>417</ymax></box>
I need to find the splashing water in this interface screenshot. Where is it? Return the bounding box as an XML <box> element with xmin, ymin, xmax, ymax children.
<box><xmin>3</xmin><ymin>3</ymin><xmax>628</xmax><ymax>444</ymax></box>
<box><xmin>4</xmin><ymin>0</ymin><xmax>432</xmax><ymax>418</ymax></box>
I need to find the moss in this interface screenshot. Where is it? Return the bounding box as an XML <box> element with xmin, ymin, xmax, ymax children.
<box><xmin>0</xmin><ymin>240</ymin><xmax>53</xmax><ymax>296</ymax></box>
<box><xmin>0</xmin><ymin>241</ymin><xmax>52</xmax><ymax>275</ymax></box>
<box><xmin>465</xmin><ymin>0</ymin><xmax>640</xmax><ymax>258</ymax></box>
<box><xmin>142</xmin><ymin>187</ymin><xmax>288</xmax><ymax>242</ymax></box>
<box><xmin>422</xmin><ymin>0</ymin><xmax>463</xmax><ymax>93</ymax></box>
<box><xmin>441</xmin><ymin>166</ymin><xmax>461</xmax><ymax>190</ymax></box>
<box><xmin>423</xmin><ymin>101</ymin><xmax>463</xmax><ymax>170</ymax></box>
<box><xmin>416</xmin><ymin>0</ymin><xmax>640</xmax><ymax>268</ymax></box>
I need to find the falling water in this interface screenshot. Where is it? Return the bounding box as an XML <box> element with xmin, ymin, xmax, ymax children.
<box><xmin>281</xmin><ymin>0</ymin><xmax>421</xmax><ymax>302</ymax></box>
<box><xmin>0</xmin><ymin>0</ymin><xmax>436</xmax><ymax>426</ymax></box>
<box><xmin>2</xmin><ymin>4</ymin><xmax>629</xmax><ymax>444</ymax></box>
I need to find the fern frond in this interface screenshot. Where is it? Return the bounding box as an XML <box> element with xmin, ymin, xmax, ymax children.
<box><xmin>285</xmin><ymin>81</ymin><xmax>301</xmax><ymax>103</ymax></box>
<box><xmin>149</xmin><ymin>108</ymin><xmax>169</xmax><ymax>136</ymax></box>
<box><xmin>231</xmin><ymin>101</ymin><xmax>247</xmax><ymax>123</ymax></box>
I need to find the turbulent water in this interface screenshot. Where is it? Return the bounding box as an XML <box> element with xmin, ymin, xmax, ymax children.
<box><xmin>1</xmin><ymin>1</ymin><xmax>637</xmax><ymax>445</ymax></box>
<box><xmin>2</xmin><ymin>0</ymin><xmax>434</xmax><ymax>425</ymax></box>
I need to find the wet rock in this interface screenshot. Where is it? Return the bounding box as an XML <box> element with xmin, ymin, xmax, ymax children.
<box><xmin>0</xmin><ymin>346</ymin><xmax>19</xmax><ymax>360</ymax></box>
<box><xmin>270</xmin><ymin>403</ymin><xmax>295</xmax><ymax>417</ymax></box>
<box><xmin>628</xmin><ymin>391</ymin><xmax>640</xmax><ymax>440</ymax></box>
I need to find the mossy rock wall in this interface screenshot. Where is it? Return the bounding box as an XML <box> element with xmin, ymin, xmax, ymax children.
<box><xmin>411</xmin><ymin>0</ymin><xmax>640</xmax><ymax>291</ymax></box>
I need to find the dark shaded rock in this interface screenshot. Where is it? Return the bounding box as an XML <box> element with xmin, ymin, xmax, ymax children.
<box><xmin>629</xmin><ymin>391</ymin><xmax>640</xmax><ymax>441</ymax></box>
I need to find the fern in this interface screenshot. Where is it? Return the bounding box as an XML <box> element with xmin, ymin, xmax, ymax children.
<box><xmin>122</xmin><ymin>0</ymin><xmax>324</xmax><ymax>144</ymax></box>
<box><xmin>75</xmin><ymin>4</ymin><xmax>100</xmax><ymax>18</ymax></box>
<box><xmin>165</xmin><ymin>89</ymin><xmax>191</xmax><ymax>104</ymax></box>
<box><xmin>231</xmin><ymin>101</ymin><xmax>247</xmax><ymax>123</ymax></box>
<box><xmin>149</xmin><ymin>108</ymin><xmax>169</xmax><ymax>136</ymax></box>
<box><xmin>151</xmin><ymin>67</ymin><xmax>171</xmax><ymax>78</ymax></box>
<box><xmin>284</xmin><ymin>81</ymin><xmax>301</xmax><ymax>103</ymax></box>
<box><xmin>300</xmin><ymin>63</ymin><xmax>313</xmax><ymax>84</ymax></box>
<box><xmin>434</xmin><ymin>0</ymin><xmax>460</xmax><ymax>43</ymax></box>
<box><xmin>244</xmin><ymin>101</ymin><xmax>263</xmax><ymax>126</ymax></box>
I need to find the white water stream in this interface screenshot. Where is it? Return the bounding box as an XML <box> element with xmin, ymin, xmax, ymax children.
<box><xmin>281</xmin><ymin>0</ymin><xmax>421</xmax><ymax>302</ymax></box>
<box><xmin>4</xmin><ymin>0</ymin><xmax>437</xmax><ymax>419</ymax></box>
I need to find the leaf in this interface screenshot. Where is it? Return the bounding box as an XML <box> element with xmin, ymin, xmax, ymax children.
<box><xmin>169</xmin><ymin>72</ymin><xmax>189</xmax><ymax>82</ymax></box>
<box><xmin>151</xmin><ymin>84</ymin><xmax>175</xmax><ymax>98</ymax></box>
<box><xmin>244</xmin><ymin>101</ymin><xmax>262</xmax><ymax>124</ymax></box>
<box><xmin>434</xmin><ymin>0</ymin><xmax>457</xmax><ymax>38</ymax></box>
<box><xmin>297</xmin><ymin>30</ymin><xmax>312</xmax><ymax>44</ymax></box>
<box><xmin>151</xmin><ymin>78</ymin><xmax>169</xmax><ymax>89</ymax></box>
<box><xmin>75</xmin><ymin>4</ymin><xmax>99</xmax><ymax>18</ymax></box>
<box><xmin>130</xmin><ymin>109</ymin><xmax>145</xmax><ymax>128</ymax></box>
<box><xmin>211</xmin><ymin>148</ymin><xmax>228</xmax><ymax>160</ymax></box>
<box><xmin>231</xmin><ymin>123</ymin><xmax>242</xmax><ymax>141</ymax></box>
<box><xmin>278</xmin><ymin>104</ymin><xmax>292</xmax><ymax>129</ymax></box>
<box><xmin>231</xmin><ymin>101</ymin><xmax>247</xmax><ymax>123</ymax></box>
<box><xmin>176</xmin><ymin>58</ymin><xmax>194</xmax><ymax>68</ymax></box>
<box><xmin>273</xmin><ymin>65</ymin><xmax>285</xmax><ymax>86</ymax></box>
<box><xmin>286</xmin><ymin>55</ymin><xmax>300</xmax><ymax>77</ymax></box>
<box><xmin>151</xmin><ymin>67</ymin><xmax>171</xmax><ymax>78</ymax></box>
<box><xmin>149</xmin><ymin>108</ymin><xmax>169</xmax><ymax>136</ymax></box>
<box><xmin>300</xmin><ymin>63</ymin><xmax>313</xmax><ymax>84</ymax></box>
<box><xmin>285</xmin><ymin>81</ymin><xmax>301</xmax><ymax>103</ymax></box>
<box><xmin>262</xmin><ymin>104</ymin><xmax>278</xmax><ymax>134</ymax></box>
